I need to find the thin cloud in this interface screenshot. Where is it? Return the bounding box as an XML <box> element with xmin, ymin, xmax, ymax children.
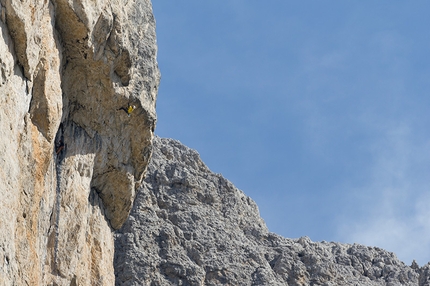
<box><xmin>336</xmin><ymin>120</ymin><xmax>430</xmax><ymax>265</ymax></box>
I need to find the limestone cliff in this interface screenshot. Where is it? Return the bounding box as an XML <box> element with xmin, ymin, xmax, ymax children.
<box><xmin>0</xmin><ymin>0</ymin><xmax>159</xmax><ymax>285</ymax></box>
<box><xmin>115</xmin><ymin>137</ymin><xmax>430</xmax><ymax>286</ymax></box>
<box><xmin>2</xmin><ymin>0</ymin><xmax>430</xmax><ymax>285</ymax></box>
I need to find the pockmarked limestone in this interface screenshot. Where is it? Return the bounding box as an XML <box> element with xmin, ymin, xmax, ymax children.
<box><xmin>115</xmin><ymin>137</ymin><xmax>430</xmax><ymax>286</ymax></box>
<box><xmin>0</xmin><ymin>0</ymin><xmax>159</xmax><ymax>284</ymax></box>
<box><xmin>2</xmin><ymin>0</ymin><xmax>430</xmax><ymax>285</ymax></box>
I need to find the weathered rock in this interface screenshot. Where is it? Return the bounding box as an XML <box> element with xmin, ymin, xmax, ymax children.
<box><xmin>115</xmin><ymin>137</ymin><xmax>430</xmax><ymax>286</ymax></box>
<box><xmin>3</xmin><ymin>0</ymin><xmax>430</xmax><ymax>285</ymax></box>
<box><xmin>0</xmin><ymin>0</ymin><xmax>159</xmax><ymax>285</ymax></box>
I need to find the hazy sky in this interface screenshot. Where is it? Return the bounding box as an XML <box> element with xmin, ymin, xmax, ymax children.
<box><xmin>151</xmin><ymin>1</ymin><xmax>430</xmax><ymax>265</ymax></box>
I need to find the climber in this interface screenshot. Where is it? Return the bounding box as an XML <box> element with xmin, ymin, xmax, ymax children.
<box><xmin>55</xmin><ymin>142</ymin><xmax>64</xmax><ymax>155</ymax></box>
<box><xmin>118</xmin><ymin>105</ymin><xmax>136</xmax><ymax>117</ymax></box>
<box><xmin>55</xmin><ymin>125</ymin><xmax>65</xmax><ymax>155</ymax></box>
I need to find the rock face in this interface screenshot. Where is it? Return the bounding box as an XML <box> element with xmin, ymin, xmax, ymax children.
<box><xmin>2</xmin><ymin>0</ymin><xmax>430</xmax><ymax>285</ymax></box>
<box><xmin>115</xmin><ymin>137</ymin><xmax>430</xmax><ymax>286</ymax></box>
<box><xmin>0</xmin><ymin>0</ymin><xmax>159</xmax><ymax>285</ymax></box>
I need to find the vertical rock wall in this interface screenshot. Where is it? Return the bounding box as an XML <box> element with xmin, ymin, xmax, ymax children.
<box><xmin>0</xmin><ymin>0</ymin><xmax>159</xmax><ymax>285</ymax></box>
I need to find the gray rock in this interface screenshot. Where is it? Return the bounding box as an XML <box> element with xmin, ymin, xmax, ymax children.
<box><xmin>115</xmin><ymin>137</ymin><xmax>430</xmax><ymax>285</ymax></box>
<box><xmin>0</xmin><ymin>0</ymin><xmax>158</xmax><ymax>284</ymax></box>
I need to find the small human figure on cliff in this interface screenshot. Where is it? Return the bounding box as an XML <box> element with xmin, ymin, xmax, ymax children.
<box><xmin>56</xmin><ymin>142</ymin><xmax>64</xmax><ymax>155</ymax></box>
<box><xmin>55</xmin><ymin>124</ymin><xmax>65</xmax><ymax>156</ymax></box>
<box><xmin>118</xmin><ymin>105</ymin><xmax>136</xmax><ymax>117</ymax></box>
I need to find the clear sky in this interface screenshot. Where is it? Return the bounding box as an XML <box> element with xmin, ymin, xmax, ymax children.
<box><xmin>151</xmin><ymin>1</ymin><xmax>430</xmax><ymax>266</ymax></box>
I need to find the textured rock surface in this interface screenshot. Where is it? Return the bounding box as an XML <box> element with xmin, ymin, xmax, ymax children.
<box><xmin>2</xmin><ymin>0</ymin><xmax>430</xmax><ymax>285</ymax></box>
<box><xmin>0</xmin><ymin>0</ymin><xmax>159</xmax><ymax>285</ymax></box>
<box><xmin>115</xmin><ymin>137</ymin><xmax>430</xmax><ymax>286</ymax></box>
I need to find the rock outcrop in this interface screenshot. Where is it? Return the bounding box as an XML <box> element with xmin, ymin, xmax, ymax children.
<box><xmin>0</xmin><ymin>0</ymin><xmax>159</xmax><ymax>285</ymax></box>
<box><xmin>115</xmin><ymin>137</ymin><xmax>430</xmax><ymax>286</ymax></box>
<box><xmin>2</xmin><ymin>0</ymin><xmax>430</xmax><ymax>285</ymax></box>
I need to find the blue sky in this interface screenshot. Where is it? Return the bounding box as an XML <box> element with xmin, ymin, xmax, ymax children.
<box><xmin>151</xmin><ymin>1</ymin><xmax>430</xmax><ymax>265</ymax></box>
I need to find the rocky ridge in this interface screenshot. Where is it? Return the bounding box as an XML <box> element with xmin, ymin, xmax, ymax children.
<box><xmin>1</xmin><ymin>0</ymin><xmax>430</xmax><ymax>285</ymax></box>
<box><xmin>115</xmin><ymin>137</ymin><xmax>430</xmax><ymax>286</ymax></box>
